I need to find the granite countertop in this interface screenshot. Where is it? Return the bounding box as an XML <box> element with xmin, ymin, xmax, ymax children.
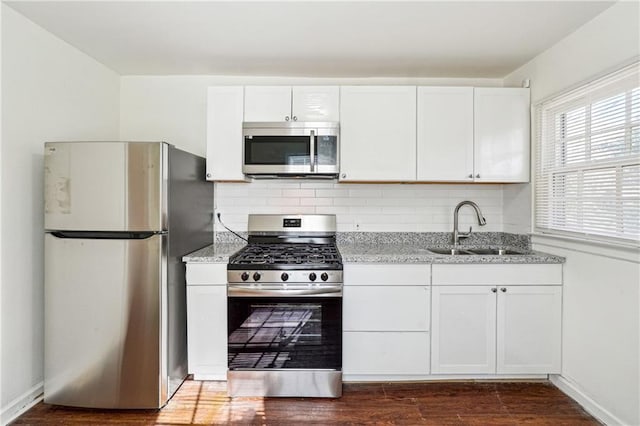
<box><xmin>338</xmin><ymin>243</ymin><xmax>564</xmax><ymax>264</ymax></box>
<box><xmin>182</xmin><ymin>242</ymin><xmax>245</xmax><ymax>263</ymax></box>
<box><xmin>182</xmin><ymin>232</ymin><xmax>565</xmax><ymax>264</ymax></box>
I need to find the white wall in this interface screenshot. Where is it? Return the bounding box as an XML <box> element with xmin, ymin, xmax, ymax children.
<box><xmin>504</xmin><ymin>2</ymin><xmax>640</xmax><ymax>425</ymax></box>
<box><xmin>120</xmin><ymin>75</ymin><xmax>510</xmax><ymax>233</ymax></box>
<box><xmin>0</xmin><ymin>5</ymin><xmax>120</xmax><ymax>421</ymax></box>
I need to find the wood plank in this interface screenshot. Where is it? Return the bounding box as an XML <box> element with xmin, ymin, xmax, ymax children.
<box><xmin>12</xmin><ymin>380</ymin><xmax>600</xmax><ymax>425</ymax></box>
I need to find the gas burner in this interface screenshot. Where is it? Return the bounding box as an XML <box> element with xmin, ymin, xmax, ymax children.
<box><xmin>229</xmin><ymin>243</ymin><xmax>341</xmax><ymax>270</ymax></box>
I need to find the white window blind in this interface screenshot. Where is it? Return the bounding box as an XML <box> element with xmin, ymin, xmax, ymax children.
<box><xmin>535</xmin><ymin>62</ymin><xmax>640</xmax><ymax>244</ymax></box>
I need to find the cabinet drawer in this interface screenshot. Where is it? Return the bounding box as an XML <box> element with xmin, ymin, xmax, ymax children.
<box><xmin>343</xmin><ymin>332</ymin><xmax>429</xmax><ymax>375</ymax></box>
<box><xmin>186</xmin><ymin>263</ymin><xmax>227</xmax><ymax>285</ymax></box>
<box><xmin>344</xmin><ymin>264</ymin><xmax>429</xmax><ymax>286</ymax></box>
<box><xmin>432</xmin><ymin>264</ymin><xmax>562</xmax><ymax>285</ymax></box>
<box><xmin>344</xmin><ymin>286</ymin><xmax>429</xmax><ymax>331</ymax></box>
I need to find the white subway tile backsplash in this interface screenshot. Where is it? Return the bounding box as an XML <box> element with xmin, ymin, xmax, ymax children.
<box><xmin>300</xmin><ymin>197</ymin><xmax>333</xmax><ymax>206</ymax></box>
<box><xmin>267</xmin><ymin>198</ymin><xmax>301</xmax><ymax>206</ymax></box>
<box><xmin>214</xmin><ymin>182</ymin><xmax>508</xmax><ymax>232</ymax></box>
<box><xmin>315</xmin><ymin>189</ymin><xmax>350</xmax><ymax>198</ymax></box>
<box><xmin>282</xmin><ymin>189</ymin><xmax>316</xmax><ymax>198</ymax></box>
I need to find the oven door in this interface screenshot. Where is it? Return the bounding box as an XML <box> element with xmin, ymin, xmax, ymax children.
<box><xmin>227</xmin><ymin>287</ymin><xmax>342</xmax><ymax>397</ymax></box>
<box><xmin>242</xmin><ymin>124</ymin><xmax>339</xmax><ymax>175</ymax></box>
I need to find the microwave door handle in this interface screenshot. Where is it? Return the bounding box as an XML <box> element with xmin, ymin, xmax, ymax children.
<box><xmin>309</xmin><ymin>129</ymin><xmax>315</xmax><ymax>172</ymax></box>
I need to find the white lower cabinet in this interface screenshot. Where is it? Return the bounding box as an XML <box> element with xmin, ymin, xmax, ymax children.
<box><xmin>431</xmin><ymin>284</ymin><xmax>562</xmax><ymax>375</ymax></box>
<box><xmin>343</xmin><ymin>332</ymin><xmax>430</xmax><ymax>375</ymax></box>
<box><xmin>497</xmin><ymin>286</ymin><xmax>562</xmax><ymax>374</ymax></box>
<box><xmin>342</xmin><ymin>264</ymin><xmax>431</xmax><ymax>378</ymax></box>
<box><xmin>344</xmin><ymin>286</ymin><xmax>429</xmax><ymax>331</ymax></box>
<box><xmin>186</xmin><ymin>263</ymin><xmax>228</xmax><ymax>380</ymax></box>
<box><xmin>431</xmin><ymin>286</ymin><xmax>497</xmax><ymax>374</ymax></box>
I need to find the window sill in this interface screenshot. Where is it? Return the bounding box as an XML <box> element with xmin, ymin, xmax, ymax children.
<box><xmin>530</xmin><ymin>232</ymin><xmax>640</xmax><ymax>263</ymax></box>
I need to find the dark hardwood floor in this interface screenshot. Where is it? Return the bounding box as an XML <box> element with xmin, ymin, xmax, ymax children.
<box><xmin>12</xmin><ymin>380</ymin><xmax>600</xmax><ymax>425</ymax></box>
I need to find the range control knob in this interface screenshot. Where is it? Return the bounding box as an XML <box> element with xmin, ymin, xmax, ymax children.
<box><xmin>321</xmin><ymin>272</ymin><xmax>329</xmax><ymax>282</ymax></box>
<box><xmin>241</xmin><ymin>272</ymin><xmax>250</xmax><ymax>281</ymax></box>
<box><xmin>309</xmin><ymin>272</ymin><xmax>317</xmax><ymax>282</ymax></box>
<box><xmin>281</xmin><ymin>272</ymin><xmax>289</xmax><ymax>282</ymax></box>
<box><xmin>253</xmin><ymin>272</ymin><xmax>261</xmax><ymax>282</ymax></box>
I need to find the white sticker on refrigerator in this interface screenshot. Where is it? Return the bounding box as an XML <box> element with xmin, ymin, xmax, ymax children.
<box><xmin>44</xmin><ymin>145</ymin><xmax>71</xmax><ymax>214</ymax></box>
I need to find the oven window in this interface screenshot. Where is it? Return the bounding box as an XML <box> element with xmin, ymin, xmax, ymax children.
<box><xmin>228</xmin><ymin>297</ymin><xmax>342</xmax><ymax>370</ymax></box>
<box><xmin>244</xmin><ymin>136</ymin><xmax>310</xmax><ymax>165</ymax></box>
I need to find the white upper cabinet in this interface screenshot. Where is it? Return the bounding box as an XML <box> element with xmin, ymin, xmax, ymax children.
<box><xmin>244</xmin><ymin>86</ymin><xmax>339</xmax><ymax>122</ymax></box>
<box><xmin>244</xmin><ymin>86</ymin><xmax>292</xmax><ymax>122</ymax></box>
<box><xmin>340</xmin><ymin>86</ymin><xmax>417</xmax><ymax>181</ymax></box>
<box><xmin>474</xmin><ymin>88</ymin><xmax>530</xmax><ymax>182</ymax></box>
<box><xmin>417</xmin><ymin>87</ymin><xmax>474</xmax><ymax>182</ymax></box>
<box><xmin>291</xmin><ymin>86</ymin><xmax>340</xmax><ymax>121</ymax></box>
<box><xmin>206</xmin><ymin>86</ymin><xmax>245</xmax><ymax>181</ymax></box>
<box><xmin>417</xmin><ymin>86</ymin><xmax>530</xmax><ymax>183</ymax></box>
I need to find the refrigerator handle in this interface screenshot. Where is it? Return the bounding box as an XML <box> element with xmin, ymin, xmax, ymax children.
<box><xmin>50</xmin><ymin>231</ymin><xmax>161</xmax><ymax>240</ymax></box>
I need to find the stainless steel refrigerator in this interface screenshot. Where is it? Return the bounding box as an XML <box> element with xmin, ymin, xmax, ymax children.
<box><xmin>43</xmin><ymin>141</ymin><xmax>213</xmax><ymax>409</ymax></box>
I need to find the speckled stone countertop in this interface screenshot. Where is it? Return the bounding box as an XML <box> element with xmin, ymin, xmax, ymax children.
<box><xmin>183</xmin><ymin>232</ymin><xmax>565</xmax><ymax>264</ymax></box>
<box><xmin>336</xmin><ymin>232</ymin><xmax>564</xmax><ymax>264</ymax></box>
<box><xmin>182</xmin><ymin>242</ymin><xmax>245</xmax><ymax>263</ymax></box>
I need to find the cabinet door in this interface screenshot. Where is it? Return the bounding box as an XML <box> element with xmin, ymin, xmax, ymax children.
<box><xmin>343</xmin><ymin>332</ymin><xmax>430</xmax><ymax>375</ymax></box>
<box><xmin>497</xmin><ymin>286</ymin><xmax>562</xmax><ymax>374</ymax></box>
<box><xmin>244</xmin><ymin>86</ymin><xmax>292</xmax><ymax>122</ymax></box>
<box><xmin>344</xmin><ymin>286</ymin><xmax>430</xmax><ymax>331</ymax></box>
<box><xmin>417</xmin><ymin>87</ymin><xmax>474</xmax><ymax>182</ymax></box>
<box><xmin>339</xmin><ymin>86</ymin><xmax>417</xmax><ymax>181</ymax></box>
<box><xmin>187</xmin><ymin>286</ymin><xmax>227</xmax><ymax>380</ymax></box>
<box><xmin>292</xmin><ymin>86</ymin><xmax>339</xmax><ymax>121</ymax></box>
<box><xmin>474</xmin><ymin>88</ymin><xmax>530</xmax><ymax>182</ymax></box>
<box><xmin>431</xmin><ymin>286</ymin><xmax>497</xmax><ymax>374</ymax></box>
<box><xmin>207</xmin><ymin>86</ymin><xmax>245</xmax><ymax>181</ymax></box>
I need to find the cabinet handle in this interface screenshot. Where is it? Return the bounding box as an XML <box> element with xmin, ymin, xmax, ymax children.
<box><xmin>285</xmin><ymin>116</ymin><xmax>290</xmax><ymax>121</ymax></box>
<box><xmin>500</xmin><ymin>288</ymin><xmax>507</xmax><ymax>292</ymax></box>
<box><xmin>292</xmin><ymin>116</ymin><xmax>298</xmax><ymax>121</ymax></box>
<box><xmin>491</xmin><ymin>288</ymin><xmax>497</xmax><ymax>293</ymax></box>
<box><xmin>341</xmin><ymin>173</ymin><xmax>347</xmax><ymax>179</ymax></box>
<box><xmin>476</xmin><ymin>174</ymin><xmax>481</xmax><ymax>178</ymax></box>
<box><xmin>468</xmin><ymin>174</ymin><xmax>473</xmax><ymax>179</ymax></box>
<box><xmin>206</xmin><ymin>173</ymin><xmax>212</xmax><ymax>178</ymax></box>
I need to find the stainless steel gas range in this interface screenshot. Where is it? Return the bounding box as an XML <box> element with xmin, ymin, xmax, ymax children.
<box><xmin>226</xmin><ymin>214</ymin><xmax>343</xmax><ymax>398</ymax></box>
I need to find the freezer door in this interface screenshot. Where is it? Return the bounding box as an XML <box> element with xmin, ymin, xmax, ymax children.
<box><xmin>44</xmin><ymin>142</ymin><xmax>167</xmax><ymax>232</ymax></box>
<box><xmin>44</xmin><ymin>233</ymin><xmax>169</xmax><ymax>409</ymax></box>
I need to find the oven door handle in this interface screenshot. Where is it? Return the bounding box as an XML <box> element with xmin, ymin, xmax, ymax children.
<box><xmin>228</xmin><ymin>285</ymin><xmax>342</xmax><ymax>297</ymax></box>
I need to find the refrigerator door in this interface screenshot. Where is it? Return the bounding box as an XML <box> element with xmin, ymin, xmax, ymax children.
<box><xmin>44</xmin><ymin>233</ymin><xmax>168</xmax><ymax>409</ymax></box>
<box><xmin>44</xmin><ymin>142</ymin><xmax>167</xmax><ymax>232</ymax></box>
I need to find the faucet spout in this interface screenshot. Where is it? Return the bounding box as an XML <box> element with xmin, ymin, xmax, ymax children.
<box><xmin>453</xmin><ymin>200</ymin><xmax>487</xmax><ymax>246</ymax></box>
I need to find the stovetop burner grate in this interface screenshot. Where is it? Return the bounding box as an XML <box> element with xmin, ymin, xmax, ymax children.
<box><xmin>229</xmin><ymin>243</ymin><xmax>342</xmax><ymax>268</ymax></box>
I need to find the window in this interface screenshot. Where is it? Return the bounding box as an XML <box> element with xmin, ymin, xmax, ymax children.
<box><xmin>535</xmin><ymin>62</ymin><xmax>640</xmax><ymax>244</ymax></box>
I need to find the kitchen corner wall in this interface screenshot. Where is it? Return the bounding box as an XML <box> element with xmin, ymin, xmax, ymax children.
<box><xmin>214</xmin><ymin>181</ymin><xmax>504</xmax><ymax>233</ymax></box>
<box><xmin>0</xmin><ymin>5</ymin><xmax>120</xmax><ymax>420</ymax></box>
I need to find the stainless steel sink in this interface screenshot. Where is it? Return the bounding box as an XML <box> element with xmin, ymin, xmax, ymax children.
<box><xmin>426</xmin><ymin>247</ymin><xmax>526</xmax><ymax>255</ymax></box>
<box><xmin>427</xmin><ymin>248</ymin><xmax>474</xmax><ymax>255</ymax></box>
<box><xmin>466</xmin><ymin>248</ymin><xmax>525</xmax><ymax>255</ymax></box>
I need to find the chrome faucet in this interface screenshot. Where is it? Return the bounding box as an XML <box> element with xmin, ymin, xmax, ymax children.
<box><xmin>453</xmin><ymin>201</ymin><xmax>487</xmax><ymax>246</ymax></box>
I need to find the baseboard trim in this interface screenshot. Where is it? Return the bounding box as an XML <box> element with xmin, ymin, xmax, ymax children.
<box><xmin>550</xmin><ymin>375</ymin><xmax>625</xmax><ymax>426</ymax></box>
<box><xmin>0</xmin><ymin>381</ymin><xmax>43</xmax><ymax>426</ymax></box>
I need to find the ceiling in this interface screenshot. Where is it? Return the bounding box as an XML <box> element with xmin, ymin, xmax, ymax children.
<box><xmin>5</xmin><ymin>1</ymin><xmax>615</xmax><ymax>78</ymax></box>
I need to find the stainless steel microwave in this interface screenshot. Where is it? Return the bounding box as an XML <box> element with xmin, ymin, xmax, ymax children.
<box><xmin>242</xmin><ymin>122</ymin><xmax>339</xmax><ymax>178</ymax></box>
